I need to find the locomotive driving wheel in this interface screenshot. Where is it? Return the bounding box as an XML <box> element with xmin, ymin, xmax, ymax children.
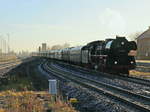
<box><xmin>119</xmin><ymin>69</ymin><xmax>129</xmax><ymax>76</ymax></box>
<box><xmin>94</xmin><ymin>64</ymin><xmax>98</xmax><ymax>70</ymax></box>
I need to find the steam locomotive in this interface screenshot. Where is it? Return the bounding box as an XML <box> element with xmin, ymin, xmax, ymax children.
<box><xmin>34</xmin><ymin>36</ymin><xmax>137</xmax><ymax>75</ymax></box>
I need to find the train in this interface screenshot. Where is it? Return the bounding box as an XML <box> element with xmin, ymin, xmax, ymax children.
<box><xmin>33</xmin><ymin>36</ymin><xmax>137</xmax><ymax>75</ymax></box>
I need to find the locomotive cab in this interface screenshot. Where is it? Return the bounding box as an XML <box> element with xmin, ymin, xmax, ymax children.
<box><xmin>84</xmin><ymin>40</ymin><xmax>106</xmax><ymax>70</ymax></box>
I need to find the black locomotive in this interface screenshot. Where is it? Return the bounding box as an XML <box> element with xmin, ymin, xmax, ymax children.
<box><xmin>82</xmin><ymin>36</ymin><xmax>137</xmax><ymax>74</ymax></box>
<box><xmin>34</xmin><ymin>36</ymin><xmax>137</xmax><ymax>75</ymax></box>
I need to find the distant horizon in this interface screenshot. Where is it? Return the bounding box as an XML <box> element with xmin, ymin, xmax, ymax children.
<box><xmin>0</xmin><ymin>0</ymin><xmax>150</xmax><ymax>52</ymax></box>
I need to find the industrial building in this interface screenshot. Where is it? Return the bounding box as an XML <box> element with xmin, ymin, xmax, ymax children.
<box><xmin>137</xmin><ymin>26</ymin><xmax>150</xmax><ymax>60</ymax></box>
<box><xmin>42</xmin><ymin>43</ymin><xmax>47</xmax><ymax>51</ymax></box>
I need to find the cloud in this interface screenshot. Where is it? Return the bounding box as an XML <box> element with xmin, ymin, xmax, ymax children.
<box><xmin>99</xmin><ymin>8</ymin><xmax>126</xmax><ymax>36</ymax></box>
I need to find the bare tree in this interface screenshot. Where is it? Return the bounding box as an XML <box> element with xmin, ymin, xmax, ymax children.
<box><xmin>50</xmin><ymin>43</ymin><xmax>70</xmax><ymax>50</ymax></box>
<box><xmin>62</xmin><ymin>43</ymin><xmax>70</xmax><ymax>49</ymax></box>
<box><xmin>128</xmin><ymin>32</ymin><xmax>142</xmax><ymax>41</ymax></box>
<box><xmin>51</xmin><ymin>44</ymin><xmax>62</xmax><ymax>50</ymax></box>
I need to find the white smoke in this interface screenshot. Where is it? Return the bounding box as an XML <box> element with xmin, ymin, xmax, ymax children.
<box><xmin>99</xmin><ymin>8</ymin><xmax>126</xmax><ymax>36</ymax></box>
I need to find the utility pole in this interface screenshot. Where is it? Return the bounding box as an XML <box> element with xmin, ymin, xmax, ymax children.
<box><xmin>0</xmin><ymin>36</ymin><xmax>2</xmax><ymax>62</ymax></box>
<box><xmin>0</xmin><ymin>35</ymin><xmax>7</xmax><ymax>61</ymax></box>
<box><xmin>0</xmin><ymin>35</ymin><xmax>5</xmax><ymax>61</ymax></box>
<box><xmin>7</xmin><ymin>33</ymin><xmax>10</xmax><ymax>54</ymax></box>
<box><xmin>3</xmin><ymin>38</ymin><xmax>6</xmax><ymax>58</ymax></box>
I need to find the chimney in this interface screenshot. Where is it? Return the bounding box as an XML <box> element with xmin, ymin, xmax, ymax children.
<box><xmin>39</xmin><ymin>46</ymin><xmax>41</xmax><ymax>52</ymax></box>
<box><xmin>42</xmin><ymin>43</ymin><xmax>47</xmax><ymax>51</ymax></box>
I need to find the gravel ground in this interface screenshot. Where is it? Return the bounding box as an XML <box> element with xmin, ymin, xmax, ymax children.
<box><xmin>60</xmin><ymin>82</ymin><xmax>137</xmax><ymax>112</ymax></box>
<box><xmin>2</xmin><ymin>58</ymin><xmax>146</xmax><ymax>112</ymax></box>
<box><xmin>0</xmin><ymin>59</ymin><xmax>22</xmax><ymax>78</ymax></box>
<box><xmin>0</xmin><ymin>57</ymin><xmax>49</xmax><ymax>91</ymax></box>
<box><xmin>38</xmin><ymin>60</ymin><xmax>139</xmax><ymax>112</ymax></box>
<box><xmin>0</xmin><ymin>68</ymin><xmax>10</xmax><ymax>77</ymax></box>
<box><xmin>0</xmin><ymin>64</ymin><xmax>19</xmax><ymax>78</ymax></box>
<box><xmin>53</xmin><ymin>62</ymin><xmax>150</xmax><ymax>97</ymax></box>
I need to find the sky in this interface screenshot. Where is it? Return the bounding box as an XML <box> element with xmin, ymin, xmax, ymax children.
<box><xmin>0</xmin><ymin>0</ymin><xmax>150</xmax><ymax>52</ymax></box>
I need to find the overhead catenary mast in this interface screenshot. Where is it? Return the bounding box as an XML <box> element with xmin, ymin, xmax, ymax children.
<box><xmin>7</xmin><ymin>33</ymin><xmax>10</xmax><ymax>54</ymax></box>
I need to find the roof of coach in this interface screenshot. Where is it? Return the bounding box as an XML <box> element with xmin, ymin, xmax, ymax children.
<box><xmin>54</xmin><ymin>49</ymin><xmax>62</xmax><ymax>53</ymax></box>
<box><xmin>39</xmin><ymin>51</ymin><xmax>47</xmax><ymax>53</ymax></box>
<box><xmin>69</xmin><ymin>46</ymin><xmax>83</xmax><ymax>51</ymax></box>
<box><xmin>87</xmin><ymin>40</ymin><xmax>104</xmax><ymax>46</ymax></box>
<box><xmin>62</xmin><ymin>47</ymin><xmax>72</xmax><ymax>51</ymax></box>
<box><xmin>82</xmin><ymin>40</ymin><xmax>105</xmax><ymax>50</ymax></box>
<box><xmin>52</xmin><ymin>49</ymin><xmax>57</xmax><ymax>52</ymax></box>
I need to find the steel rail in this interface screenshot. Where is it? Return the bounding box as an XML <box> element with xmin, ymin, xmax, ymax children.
<box><xmin>42</xmin><ymin>62</ymin><xmax>150</xmax><ymax>112</ymax></box>
<box><xmin>137</xmin><ymin>66</ymin><xmax>150</xmax><ymax>69</ymax></box>
<box><xmin>0</xmin><ymin>59</ymin><xmax>20</xmax><ymax>65</ymax></box>
<box><xmin>0</xmin><ymin>58</ymin><xmax>18</xmax><ymax>64</ymax></box>
<box><xmin>0</xmin><ymin>61</ymin><xmax>21</xmax><ymax>70</ymax></box>
<box><xmin>56</xmin><ymin>61</ymin><xmax>150</xmax><ymax>87</ymax></box>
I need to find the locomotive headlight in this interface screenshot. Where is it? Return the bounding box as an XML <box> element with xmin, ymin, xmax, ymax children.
<box><xmin>131</xmin><ymin>61</ymin><xmax>134</xmax><ymax>64</ymax></box>
<box><xmin>121</xmin><ymin>42</ymin><xmax>124</xmax><ymax>45</ymax></box>
<box><xmin>128</xmin><ymin>50</ymin><xmax>137</xmax><ymax>56</ymax></box>
<box><xmin>114</xmin><ymin>61</ymin><xmax>117</xmax><ymax>64</ymax></box>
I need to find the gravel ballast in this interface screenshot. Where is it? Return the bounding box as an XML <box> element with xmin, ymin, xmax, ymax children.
<box><xmin>53</xmin><ymin>62</ymin><xmax>150</xmax><ymax>97</ymax></box>
<box><xmin>38</xmin><ymin>59</ymin><xmax>141</xmax><ymax>112</ymax></box>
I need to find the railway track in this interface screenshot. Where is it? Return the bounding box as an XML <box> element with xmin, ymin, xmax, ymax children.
<box><xmin>0</xmin><ymin>60</ymin><xmax>21</xmax><ymax>70</ymax></box>
<box><xmin>0</xmin><ymin>58</ymin><xmax>20</xmax><ymax>65</ymax></box>
<box><xmin>136</xmin><ymin>61</ymin><xmax>150</xmax><ymax>72</ymax></box>
<box><xmin>136</xmin><ymin>66</ymin><xmax>150</xmax><ymax>72</ymax></box>
<box><xmin>42</xmin><ymin>61</ymin><xmax>150</xmax><ymax>112</ymax></box>
<box><xmin>56</xmin><ymin>61</ymin><xmax>150</xmax><ymax>87</ymax></box>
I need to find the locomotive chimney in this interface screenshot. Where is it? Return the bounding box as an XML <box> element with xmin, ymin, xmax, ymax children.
<box><xmin>116</xmin><ymin>35</ymin><xmax>125</xmax><ymax>39</ymax></box>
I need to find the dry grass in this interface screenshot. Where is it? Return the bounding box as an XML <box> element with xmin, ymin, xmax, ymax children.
<box><xmin>50</xmin><ymin>99</ymin><xmax>77</xmax><ymax>112</ymax></box>
<box><xmin>136</xmin><ymin>60</ymin><xmax>150</xmax><ymax>63</ymax></box>
<box><xmin>0</xmin><ymin>91</ymin><xmax>77</xmax><ymax>112</ymax></box>
<box><xmin>130</xmin><ymin>70</ymin><xmax>150</xmax><ymax>76</ymax></box>
<box><xmin>130</xmin><ymin>70</ymin><xmax>150</xmax><ymax>79</ymax></box>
